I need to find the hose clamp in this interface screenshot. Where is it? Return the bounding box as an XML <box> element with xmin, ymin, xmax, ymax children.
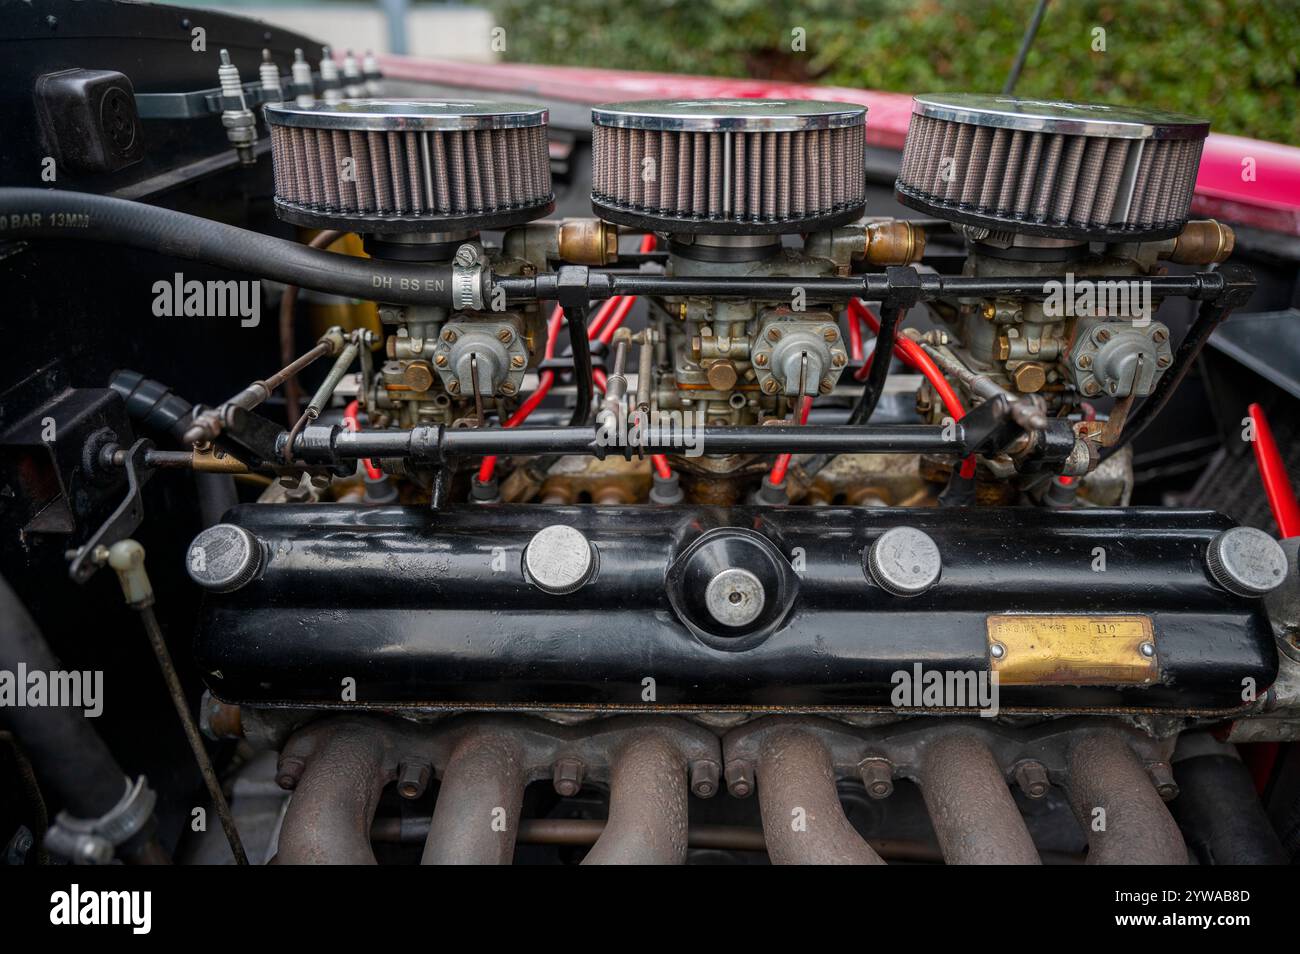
<box><xmin>43</xmin><ymin>775</ymin><xmax>156</xmax><ymax>864</ymax></box>
<box><xmin>451</xmin><ymin>244</ymin><xmax>485</xmax><ymax>311</ymax></box>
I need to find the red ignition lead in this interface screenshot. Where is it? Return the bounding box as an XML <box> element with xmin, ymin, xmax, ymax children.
<box><xmin>1248</xmin><ymin>402</ymin><xmax>1300</xmax><ymax>538</ymax></box>
<box><xmin>848</xmin><ymin>298</ymin><xmax>976</xmax><ymax>479</ymax></box>
<box><xmin>768</xmin><ymin>394</ymin><xmax>814</xmax><ymax>485</ymax></box>
<box><xmin>343</xmin><ymin>400</ymin><xmax>382</xmax><ymax>480</ymax></box>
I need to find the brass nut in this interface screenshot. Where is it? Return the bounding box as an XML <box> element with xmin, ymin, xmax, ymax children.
<box><xmin>402</xmin><ymin>360</ymin><xmax>436</xmax><ymax>392</ymax></box>
<box><xmin>706</xmin><ymin>361</ymin><xmax>739</xmax><ymax>391</ymax></box>
<box><xmin>1013</xmin><ymin>362</ymin><xmax>1047</xmax><ymax>393</ymax></box>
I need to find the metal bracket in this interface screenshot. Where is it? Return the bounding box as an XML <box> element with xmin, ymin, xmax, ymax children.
<box><xmin>66</xmin><ymin>439</ymin><xmax>154</xmax><ymax>583</ymax></box>
<box><xmin>134</xmin><ymin>78</ymin><xmax>283</xmax><ymax>120</ymax></box>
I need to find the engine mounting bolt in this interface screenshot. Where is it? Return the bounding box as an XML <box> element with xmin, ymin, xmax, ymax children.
<box><xmin>859</xmin><ymin>757</ymin><xmax>894</xmax><ymax>799</ymax></box>
<box><xmin>1147</xmin><ymin>761</ymin><xmax>1179</xmax><ymax>801</ymax></box>
<box><xmin>524</xmin><ymin>525</ymin><xmax>597</xmax><ymax>595</ymax></box>
<box><xmin>766</xmin><ymin>327</ymin><xmax>782</xmax><ymax>343</ymax></box>
<box><xmin>1205</xmin><ymin>527</ymin><xmax>1288</xmax><ymax>597</ymax></box>
<box><xmin>397</xmin><ymin>761</ymin><xmax>432</xmax><ymax>800</ymax></box>
<box><xmin>724</xmin><ymin>760</ymin><xmax>753</xmax><ymax>798</ymax></box>
<box><xmin>690</xmin><ymin>759</ymin><xmax>721</xmax><ymax>799</ymax></box>
<box><xmin>1013</xmin><ymin>760</ymin><xmax>1051</xmax><ymax>799</ymax></box>
<box><xmin>864</xmin><ymin>526</ymin><xmax>942</xmax><ymax>597</ymax></box>
<box><xmin>552</xmin><ymin>757</ymin><xmax>585</xmax><ymax>797</ymax></box>
<box><xmin>753</xmin><ymin>352</ymin><xmax>768</xmax><ymax>367</ymax></box>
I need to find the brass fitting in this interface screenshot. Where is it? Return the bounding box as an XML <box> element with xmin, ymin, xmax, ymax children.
<box><xmin>862</xmin><ymin>220</ymin><xmax>926</xmax><ymax>265</ymax></box>
<box><xmin>558</xmin><ymin>218</ymin><xmax>620</xmax><ymax>265</ymax></box>
<box><xmin>1165</xmin><ymin>220</ymin><xmax>1235</xmax><ymax>265</ymax></box>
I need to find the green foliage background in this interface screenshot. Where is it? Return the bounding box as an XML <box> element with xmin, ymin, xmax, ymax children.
<box><xmin>481</xmin><ymin>0</ymin><xmax>1300</xmax><ymax>144</ymax></box>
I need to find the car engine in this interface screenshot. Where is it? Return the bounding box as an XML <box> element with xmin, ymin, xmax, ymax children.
<box><xmin>2</xmin><ymin>1</ymin><xmax>1298</xmax><ymax>872</ymax></box>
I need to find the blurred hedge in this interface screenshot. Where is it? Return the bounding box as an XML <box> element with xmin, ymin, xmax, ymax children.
<box><xmin>481</xmin><ymin>0</ymin><xmax>1299</xmax><ymax>144</ymax></box>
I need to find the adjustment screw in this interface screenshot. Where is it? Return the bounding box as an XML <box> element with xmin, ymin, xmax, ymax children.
<box><xmin>766</xmin><ymin>327</ymin><xmax>782</xmax><ymax>343</ymax></box>
<box><xmin>761</xmin><ymin>379</ymin><xmax>778</xmax><ymax>394</ymax></box>
<box><xmin>1013</xmin><ymin>760</ymin><xmax>1051</xmax><ymax>799</ymax></box>
<box><xmin>690</xmin><ymin>759</ymin><xmax>721</xmax><ymax>798</ymax></box>
<box><xmin>397</xmin><ymin>761</ymin><xmax>431</xmax><ymax>800</ymax></box>
<box><xmin>859</xmin><ymin>757</ymin><xmax>894</xmax><ymax>799</ymax></box>
<box><xmin>1205</xmin><ymin>527</ymin><xmax>1288</xmax><ymax>597</ymax></box>
<box><xmin>864</xmin><ymin>526</ymin><xmax>942</xmax><ymax>597</ymax></box>
<box><xmin>497</xmin><ymin>328</ymin><xmax>514</xmax><ymax>344</ymax></box>
<box><xmin>753</xmin><ymin>352</ymin><xmax>769</xmax><ymax>367</ymax></box>
<box><xmin>822</xmin><ymin>326</ymin><xmax>838</xmax><ymax>342</ymax></box>
<box><xmin>724</xmin><ymin>759</ymin><xmax>753</xmax><ymax>798</ymax></box>
<box><xmin>552</xmin><ymin>757</ymin><xmax>585</xmax><ymax>797</ymax></box>
<box><xmin>1147</xmin><ymin>761</ymin><xmax>1179</xmax><ymax>801</ymax></box>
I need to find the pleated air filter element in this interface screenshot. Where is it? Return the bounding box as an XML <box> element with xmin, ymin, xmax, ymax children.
<box><xmin>591</xmin><ymin>99</ymin><xmax>867</xmax><ymax>234</ymax></box>
<box><xmin>895</xmin><ymin>95</ymin><xmax>1209</xmax><ymax>241</ymax></box>
<box><xmin>265</xmin><ymin>100</ymin><xmax>554</xmax><ymax>233</ymax></box>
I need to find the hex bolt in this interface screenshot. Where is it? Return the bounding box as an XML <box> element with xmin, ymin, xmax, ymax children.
<box><xmin>1147</xmin><ymin>760</ymin><xmax>1179</xmax><ymax>801</ymax></box>
<box><xmin>1013</xmin><ymin>759</ymin><xmax>1051</xmax><ymax>799</ymax></box>
<box><xmin>552</xmin><ymin>757</ymin><xmax>585</xmax><ymax>796</ymax></box>
<box><xmin>397</xmin><ymin>761</ymin><xmax>432</xmax><ymax>800</ymax></box>
<box><xmin>724</xmin><ymin>759</ymin><xmax>753</xmax><ymax>798</ymax></box>
<box><xmin>690</xmin><ymin>759</ymin><xmax>721</xmax><ymax>798</ymax></box>
<box><xmin>859</xmin><ymin>757</ymin><xmax>895</xmax><ymax>799</ymax></box>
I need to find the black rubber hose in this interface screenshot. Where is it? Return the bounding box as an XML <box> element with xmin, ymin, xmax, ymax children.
<box><xmin>0</xmin><ymin>572</ymin><xmax>165</xmax><ymax>863</ymax></box>
<box><xmin>846</xmin><ymin>304</ymin><xmax>903</xmax><ymax>425</ymax></box>
<box><xmin>0</xmin><ymin>189</ymin><xmax>454</xmax><ymax>307</ymax></box>
<box><xmin>1170</xmin><ymin>752</ymin><xmax>1287</xmax><ymax>865</ymax></box>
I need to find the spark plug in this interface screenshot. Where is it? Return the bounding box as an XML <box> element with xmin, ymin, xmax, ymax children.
<box><xmin>291</xmin><ymin>48</ymin><xmax>315</xmax><ymax>107</ymax></box>
<box><xmin>318</xmin><ymin>46</ymin><xmax>343</xmax><ymax>106</ymax></box>
<box><xmin>362</xmin><ymin>50</ymin><xmax>384</xmax><ymax>96</ymax></box>
<box><xmin>258</xmin><ymin>48</ymin><xmax>283</xmax><ymax>106</ymax></box>
<box><xmin>342</xmin><ymin>49</ymin><xmax>366</xmax><ymax>99</ymax></box>
<box><xmin>217</xmin><ymin>49</ymin><xmax>257</xmax><ymax>165</ymax></box>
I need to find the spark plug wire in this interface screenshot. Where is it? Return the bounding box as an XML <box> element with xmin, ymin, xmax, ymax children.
<box><xmin>342</xmin><ymin>400</ymin><xmax>382</xmax><ymax>480</ymax></box>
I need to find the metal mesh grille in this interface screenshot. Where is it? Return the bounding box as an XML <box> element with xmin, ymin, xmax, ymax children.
<box><xmin>592</xmin><ymin>125</ymin><xmax>865</xmax><ymax>226</ymax></box>
<box><xmin>896</xmin><ymin>113</ymin><xmax>1203</xmax><ymax>235</ymax></box>
<box><xmin>269</xmin><ymin>124</ymin><xmax>551</xmax><ymax>218</ymax></box>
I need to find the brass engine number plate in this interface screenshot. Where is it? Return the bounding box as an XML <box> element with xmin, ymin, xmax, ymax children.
<box><xmin>986</xmin><ymin>615</ymin><xmax>1158</xmax><ymax>686</ymax></box>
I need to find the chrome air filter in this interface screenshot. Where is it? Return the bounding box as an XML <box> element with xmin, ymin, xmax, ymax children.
<box><xmin>895</xmin><ymin>94</ymin><xmax>1209</xmax><ymax>241</ymax></box>
<box><xmin>265</xmin><ymin>100</ymin><xmax>554</xmax><ymax>233</ymax></box>
<box><xmin>591</xmin><ymin>99</ymin><xmax>867</xmax><ymax>234</ymax></box>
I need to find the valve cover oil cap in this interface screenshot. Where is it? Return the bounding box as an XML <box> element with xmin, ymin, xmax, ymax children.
<box><xmin>865</xmin><ymin>526</ymin><xmax>942</xmax><ymax>597</ymax></box>
<box><xmin>1206</xmin><ymin>527</ymin><xmax>1288</xmax><ymax>597</ymax></box>
<box><xmin>524</xmin><ymin>525</ymin><xmax>597</xmax><ymax>595</ymax></box>
<box><xmin>187</xmin><ymin>524</ymin><xmax>263</xmax><ymax>593</ymax></box>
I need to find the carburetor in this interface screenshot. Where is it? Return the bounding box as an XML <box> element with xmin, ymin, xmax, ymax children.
<box><xmin>895</xmin><ymin>94</ymin><xmax>1230</xmax><ymax>408</ymax></box>
<box><xmin>589</xmin><ymin>99</ymin><xmax>924</xmax><ymax>435</ymax></box>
